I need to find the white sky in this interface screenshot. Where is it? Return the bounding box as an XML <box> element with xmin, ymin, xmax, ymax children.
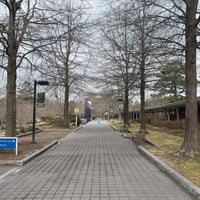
<box><xmin>1</xmin><ymin>0</ymin><xmax>200</xmax><ymax>98</ymax></box>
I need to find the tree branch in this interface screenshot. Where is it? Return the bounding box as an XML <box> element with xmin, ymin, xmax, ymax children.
<box><xmin>182</xmin><ymin>0</ymin><xmax>191</xmax><ymax>8</ymax></box>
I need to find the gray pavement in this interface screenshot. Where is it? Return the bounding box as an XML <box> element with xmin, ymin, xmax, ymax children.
<box><xmin>0</xmin><ymin>120</ymin><xmax>195</xmax><ymax>199</ymax></box>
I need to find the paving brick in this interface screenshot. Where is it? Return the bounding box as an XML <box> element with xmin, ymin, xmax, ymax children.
<box><xmin>0</xmin><ymin>121</ymin><xmax>195</xmax><ymax>199</ymax></box>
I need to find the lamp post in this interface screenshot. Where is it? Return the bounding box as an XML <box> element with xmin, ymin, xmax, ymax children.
<box><xmin>31</xmin><ymin>80</ymin><xmax>49</xmax><ymax>144</ymax></box>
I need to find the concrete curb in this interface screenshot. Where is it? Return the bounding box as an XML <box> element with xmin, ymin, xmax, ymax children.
<box><xmin>22</xmin><ymin>140</ymin><xmax>58</xmax><ymax>166</ymax></box>
<box><xmin>109</xmin><ymin>124</ymin><xmax>130</xmax><ymax>138</ymax></box>
<box><xmin>0</xmin><ymin>140</ymin><xmax>58</xmax><ymax>166</ymax></box>
<box><xmin>144</xmin><ymin>138</ymin><xmax>160</xmax><ymax>147</ymax></box>
<box><xmin>17</xmin><ymin>130</ymin><xmax>41</xmax><ymax>138</ymax></box>
<box><xmin>0</xmin><ymin>167</ymin><xmax>21</xmax><ymax>184</ymax></box>
<box><xmin>138</xmin><ymin>146</ymin><xmax>200</xmax><ymax>200</ymax></box>
<box><xmin>109</xmin><ymin>124</ymin><xmax>119</xmax><ymax>131</ymax></box>
<box><xmin>110</xmin><ymin>124</ymin><xmax>200</xmax><ymax>199</ymax></box>
<box><xmin>0</xmin><ymin>141</ymin><xmax>58</xmax><ymax>184</ymax></box>
<box><xmin>0</xmin><ymin>127</ymin><xmax>82</xmax><ymax>167</ymax></box>
<box><xmin>0</xmin><ymin>129</ymin><xmax>81</xmax><ymax>184</ymax></box>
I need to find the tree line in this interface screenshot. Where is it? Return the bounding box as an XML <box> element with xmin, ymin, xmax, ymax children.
<box><xmin>0</xmin><ymin>0</ymin><xmax>92</xmax><ymax>134</ymax></box>
<box><xmin>0</xmin><ymin>0</ymin><xmax>199</xmax><ymax>157</ymax></box>
<box><xmin>96</xmin><ymin>0</ymin><xmax>199</xmax><ymax>157</ymax></box>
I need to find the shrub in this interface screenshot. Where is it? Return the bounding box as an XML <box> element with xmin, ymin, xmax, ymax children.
<box><xmin>148</xmin><ymin>117</ymin><xmax>185</xmax><ymax>129</ymax></box>
<box><xmin>47</xmin><ymin>117</ymin><xmax>64</xmax><ymax>127</ymax></box>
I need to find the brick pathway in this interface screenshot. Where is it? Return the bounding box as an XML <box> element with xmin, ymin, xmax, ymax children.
<box><xmin>0</xmin><ymin>120</ymin><xmax>194</xmax><ymax>199</ymax></box>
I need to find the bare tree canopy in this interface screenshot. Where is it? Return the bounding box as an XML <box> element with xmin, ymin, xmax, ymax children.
<box><xmin>0</xmin><ymin>0</ymin><xmax>40</xmax><ymax>136</ymax></box>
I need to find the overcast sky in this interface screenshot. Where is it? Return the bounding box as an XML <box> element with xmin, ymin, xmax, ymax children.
<box><xmin>1</xmin><ymin>0</ymin><xmax>200</xmax><ymax>98</ymax></box>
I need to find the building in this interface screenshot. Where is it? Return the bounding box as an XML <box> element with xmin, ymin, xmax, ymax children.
<box><xmin>130</xmin><ymin>97</ymin><xmax>200</xmax><ymax>122</ymax></box>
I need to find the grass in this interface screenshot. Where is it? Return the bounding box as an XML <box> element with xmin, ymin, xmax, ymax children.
<box><xmin>110</xmin><ymin>120</ymin><xmax>200</xmax><ymax>188</ymax></box>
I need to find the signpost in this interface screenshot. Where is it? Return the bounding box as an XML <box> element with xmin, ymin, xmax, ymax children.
<box><xmin>32</xmin><ymin>80</ymin><xmax>49</xmax><ymax>143</ymax></box>
<box><xmin>0</xmin><ymin>137</ymin><xmax>18</xmax><ymax>155</ymax></box>
<box><xmin>37</xmin><ymin>92</ymin><xmax>45</xmax><ymax>107</ymax></box>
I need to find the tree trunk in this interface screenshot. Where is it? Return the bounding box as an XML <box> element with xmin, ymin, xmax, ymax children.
<box><xmin>123</xmin><ymin>83</ymin><xmax>129</xmax><ymax>127</ymax></box>
<box><xmin>139</xmin><ymin>59</ymin><xmax>146</xmax><ymax>136</ymax></box>
<box><xmin>63</xmin><ymin>68</ymin><xmax>70</xmax><ymax>128</ymax></box>
<box><xmin>5</xmin><ymin>2</ymin><xmax>18</xmax><ymax>137</ymax></box>
<box><xmin>139</xmin><ymin>8</ymin><xmax>147</xmax><ymax>137</ymax></box>
<box><xmin>123</xmin><ymin>56</ymin><xmax>129</xmax><ymax>127</ymax></box>
<box><xmin>6</xmin><ymin>61</ymin><xmax>17</xmax><ymax>137</ymax></box>
<box><xmin>63</xmin><ymin>10</ymin><xmax>73</xmax><ymax>128</ymax></box>
<box><xmin>179</xmin><ymin>1</ymin><xmax>199</xmax><ymax>157</ymax></box>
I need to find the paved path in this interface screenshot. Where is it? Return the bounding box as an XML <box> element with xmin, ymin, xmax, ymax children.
<box><xmin>0</xmin><ymin>121</ymin><xmax>194</xmax><ymax>199</ymax></box>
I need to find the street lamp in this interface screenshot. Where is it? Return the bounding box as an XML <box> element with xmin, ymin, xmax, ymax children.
<box><xmin>31</xmin><ymin>80</ymin><xmax>49</xmax><ymax>144</ymax></box>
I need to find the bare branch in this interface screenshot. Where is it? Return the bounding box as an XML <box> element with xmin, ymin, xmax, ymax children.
<box><xmin>182</xmin><ymin>0</ymin><xmax>191</xmax><ymax>8</ymax></box>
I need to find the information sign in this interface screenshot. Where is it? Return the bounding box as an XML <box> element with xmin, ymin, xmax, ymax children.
<box><xmin>37</xmin><ymin>92</ymin><xmax>45</xmax><ymax>107</ymax></box>
<box><xmin>0</xmin><ymin>137</ymin><xmax>18</xmax><ymax>155</ymax></box>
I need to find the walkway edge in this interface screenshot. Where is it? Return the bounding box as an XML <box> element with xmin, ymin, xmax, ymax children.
<box><xmin>22</xmin><ymin>140</ymin><xmax>58</xmax><ymax>166</ymax></box>
<box><xmin>0</xmin><ymin>130</ymin><xmax>80</xmax><ymax>184</ymax></box>
<box><xmin>138</xmin><ymin>146</ymin><xmax>200</xmax><ymax>200</ymax></box>
<box><xmin>0</xmin><ymin>141</ymin><xmax>58</xmax><ymax>184</ymax></box>
<box><xmin>0</xmin><ymin>167</ymin><xmax>20</xmax><ymax>184</ymax></box>
<box><xmin>0</xmin><ymin>140</ymin><xmax>58</xmax><ymax>166</ymax></box>
<box><xmin>0</xmin><ymin>127</ymin><xmax>81</xmax><ymax>167</ymax></box>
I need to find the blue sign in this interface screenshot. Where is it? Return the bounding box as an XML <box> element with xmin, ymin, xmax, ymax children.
<box><xmin>0</xmin><ymin>137</ymin><xmax>18</xmax><ymax>155</ymax></box>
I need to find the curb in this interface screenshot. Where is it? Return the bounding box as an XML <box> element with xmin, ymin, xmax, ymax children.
<box><xmin>0</xmin><ymin>140</ymin><xmax>58</xmax><ymax>185</ymax></box>
<box><xmin>109</xmin><ymin>124</ymin><xmax>119</xmax><ymax>131</ymax></box>
<box><xmin>109</xmin><ymin>124</ymin><xmax>129</xmax><ymax>138</ymax></box>
<box><xmin>0</xmin><ymin>167</ymin><xmax>21</xmax><ymax>184</ymax></box>
<box><xmin>0</xmin><ymin>140</ymin><xmax>58</xmax><ymax>166</ymax></box>
<box><xmin>22</xmin><ymin>140</ymin><xmax>58</xmax><ymax>166</ymax></box>
<box><xmin>111</xmin><ymin>124</ymin><xmax>200</xmax><ymax>199</ymax></box>
<box><xmin>138</xmin><ymin>146</ymin><xmax>200</xmax><ymax>200</ymax></box>
<box><xmin>0</xmin><ymin>127</ymin><xmax>81</xmax><ymax>167</ymax></box>
<box><xmin>0</xmin><ymin>129</ymin><xmax>82</xmax><ymax>184</ymax></box>
<box><xmin>144</xmin><ymin>138</ymin><xmax>160</xmax><ymax>147</ymax></box>
<box><xmin>17</xmin><ymin>130</ymin><xmax>41</xmax><ymax>138</ymax></box>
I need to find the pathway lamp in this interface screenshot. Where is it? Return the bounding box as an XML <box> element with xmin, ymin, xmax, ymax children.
<box><xmin>31</xmin><ymin>80</ymin><xmax>49</xmax><ymax>144</ymax></box>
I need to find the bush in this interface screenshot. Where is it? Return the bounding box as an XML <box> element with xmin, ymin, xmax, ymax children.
<box><xmin>40</xmin><ymin>116</ymin><xmax>53</xmax><ymax>122</ymax></box>
<box><xmin>17</xmin><ymin>126</ymin><xmax>27</xmax><ymax>134</ymax></box>
<box><xmin>41</xmin><ymin>115</ymin><xmax>77</xmax><ymax>127</ymax></box>
<box><xmin>27</xmin><ymin>125</ymin><xmax>34</xmax><ymax>132</ymax></box>
<box><xmin>16</xmin><ymin>125</ymin><xmax>39</xmax><ymax>134</ymax></box>
<box><xmin>47</xmin><ymin>117</ymin><xmax>64</xmax><ymax>127</ymax></box>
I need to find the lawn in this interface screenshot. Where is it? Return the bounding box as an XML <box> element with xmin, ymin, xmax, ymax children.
<box><xmin>111</xmin><ymin>120</ymin><xmax>200</xmax><ymax>188</ymax></box>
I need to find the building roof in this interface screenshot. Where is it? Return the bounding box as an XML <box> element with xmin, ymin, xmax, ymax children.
<box><xmin>132</xmin><ymin>97</ymin><xmax>200</xmax><ymax>112</ymax></box>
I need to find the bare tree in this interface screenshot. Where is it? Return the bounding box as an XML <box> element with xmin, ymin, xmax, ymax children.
<box><xmin>180</xmin><ymin>0</ymin><xmax>200</xmax><ymax>157</ymax></box>
<box><xmin>0</xmin><ymin>0</ymin><xmax>39</xmax><ymax>136</ymax></box>
<box><xmin>131</xmin><ymin>0</ymin><xmax>162</xmax><ymax>136</ymax></box>
<box><xmin>151</xmin><ymin>0</ymin><xmax>200</xmax><ymax>157</ymax></box>
<box><xmin>37</xmin><ymin>0</ymin><xmax>91</xmax><ymax>127</ymax></box>
<box><xmin>0</xmin><ymin>0</ymin><xmax>66</xmax><ymax>136</ymax></box>
<box><xmin>99</xmin><ymin>3</ymin><xmax>139</xmax><ymax>127</ymax></box>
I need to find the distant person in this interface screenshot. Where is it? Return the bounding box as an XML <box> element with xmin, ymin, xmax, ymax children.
<box><xmin>77</xmin><ymin>116</ymin><xmax>81</xmax><ymax>126</ymax></box>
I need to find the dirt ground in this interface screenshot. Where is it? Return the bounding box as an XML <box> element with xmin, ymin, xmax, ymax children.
<box><xmin>0</xmin><ymin>130</ymin><xmax>72</xmax><ymax>161</ymax></box>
